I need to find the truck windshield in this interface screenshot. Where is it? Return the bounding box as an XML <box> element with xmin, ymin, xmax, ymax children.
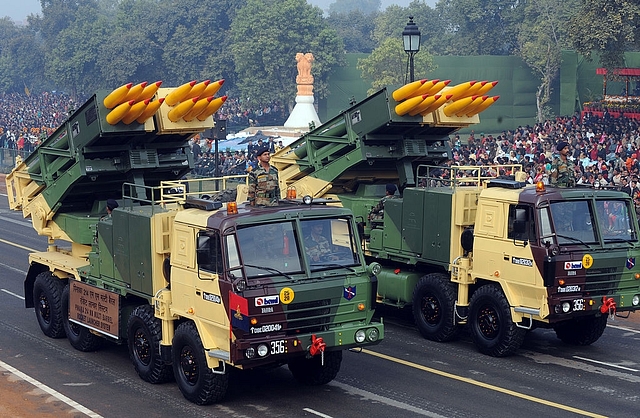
<box><xmin>228</xmin><ymin>217</ymin><xmax>361</xmax><ymax>278</ymax></box>
<box><xmin>541</xmin><ymin>199</ymin><xmax>635</xmax><ymax>246</ymax></box>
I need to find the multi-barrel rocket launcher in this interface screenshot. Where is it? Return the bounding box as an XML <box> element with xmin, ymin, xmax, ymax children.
<box><xmin>270</xmin><ymin>79</ymin><xmax>498</xmax><ymax>204</ymax></box>
<box><xmin>6</xmin><ymin>80</ymin><xmax>227</xmax><ymax>239</ymax></box>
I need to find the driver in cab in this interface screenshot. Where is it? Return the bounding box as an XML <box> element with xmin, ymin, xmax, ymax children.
<box><xmin>304</xmin><ymin>222</ymin><xmax>335</xmax><ymax>262</ymax></box>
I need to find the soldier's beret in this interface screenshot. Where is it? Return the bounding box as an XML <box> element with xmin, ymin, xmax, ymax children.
<box><xmin>256</xmin><ymin>146</ymin><xmax>270</xmax><ymax>156</ymax></box>
<box><xmin>556</xmin><ymin>141</ymin><xmax>569</xmax><ymax>151</ymax></box>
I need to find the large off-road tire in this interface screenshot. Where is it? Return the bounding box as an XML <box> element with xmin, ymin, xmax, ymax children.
<box><xmin>468</xmin><ymin>284</ymin><xmax>526</xmax><ymax>357</ymax></box>
<box><xmin>288</xmin><ymin>350</ymin><xmax>342</xmax><ymax>386</ymax></box>
<box><xmin>61</xmin><ymin>284</ymin><xmax>103</xmax><ymax>352</ymax></box>
<box><xmin>412</xmin><ymin>273</ymin><xmax>460</xmax><ymax>342</ymax></box>
<box><xmin>172</xmin><ymin>322</ymin><xmax>229</xmax><ymax>405</ymax></box>
<box><xmin>33</xmin><ymin>272</ymin><xmax>66</xmax><ymax>338</ymax></box>
<box><xmin>127</xmin><ymin>305</ymin><xmax>173</xmax><ymax>383</ymax></box>
<box><xmin>553</xmin><ymin>315</ymin><xmax>608</xmax><ymax>346</ymax></box>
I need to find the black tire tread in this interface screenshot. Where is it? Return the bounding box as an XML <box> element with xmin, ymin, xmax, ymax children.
<box><xmin>288</xmin><ymin>350</ymin><xmax>342</xmax><ymax>385</ymax></box>
<box><xmin>33</xmin><ymin>272</ymin><xmax>66</xmax><ymax>339</ymax></box>
<box><xmin>172</xmin><ymin>322</ymin><xmax>228</xmax><ymax>405</ymax></box>
<box><xmin>468</xmin><ymin>284</ymin><xmax>526</xmax><ymax>357</ymax></box>
<box><xmin>412</xmin><ymin>273</ymin><xmax>460</xmax><ymax>342</ymax></box>
<box><xmin>127</xmin><ymin>305</ymin><xmax>173</xmax><ymax>383</ymax></box>
<box><xmin>554</xmin><ymin>315</ymin><xmax>608</xmax><ymax>346</ymax></box>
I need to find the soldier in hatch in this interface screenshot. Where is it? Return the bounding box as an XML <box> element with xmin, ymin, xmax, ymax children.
<box><xmin>248</xmin><ymin>147</ymin><xmax>280</xmax><ymax>206</ymax></box>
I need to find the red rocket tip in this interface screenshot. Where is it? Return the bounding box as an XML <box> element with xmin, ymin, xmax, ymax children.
<box><xmin>125</xmin><ymin>83</ymin><xmax>133</xmax><ymax>88</ymax></box>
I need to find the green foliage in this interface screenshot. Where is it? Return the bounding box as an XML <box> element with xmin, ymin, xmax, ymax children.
<box><xmin>326</xmin><ymin>10</ymin><xmax>377</xmax><ymax>53</ymax></box>
<box><xmin>569</xmin><ymin>0</ymin><xmax>640</xmax><ymax>69</ymax></box>
<box><xmin>230</xmin><ymin>0</ymin><xmax>344</xmax><ymax>109</ymax></box>
<box><xmin>357</xmin><ymin>38</ymin><xmax>435</xmax><ymax>95</ymax></box>
<box><xmin>516</xmin><ymin>0</ymin><xmax>579</xmax><ymax>122</ymax></box>
<box><xmin>328</xmin><ymin>0</ymin><xmax>381</xmax><ymax>15</ymax></box>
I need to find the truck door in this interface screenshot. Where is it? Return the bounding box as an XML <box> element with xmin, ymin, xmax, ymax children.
<box><xmin>501</xmin><ymin>204</ymin><xmax>537</xmax><ymax>285</ymax></box>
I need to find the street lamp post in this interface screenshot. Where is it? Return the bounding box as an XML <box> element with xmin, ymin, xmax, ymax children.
<box><xmin>402</xmin><ymin>16</ymin><xmax>421</xmax><ymax>83</ymax></box>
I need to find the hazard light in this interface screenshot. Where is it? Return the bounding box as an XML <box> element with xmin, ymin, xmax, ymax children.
<box><xmin>536</xmin><ymin>181</ymin><xmax>545</xmax><ymax>192</ymax></box>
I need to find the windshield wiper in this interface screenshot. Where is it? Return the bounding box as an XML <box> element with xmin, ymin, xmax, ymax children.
<box><xmin>243</xmin><ymin>264</ymin><xmax>294</xmax><ymax>280</ymax></box>
<box><xmin>555</xmin><ymin>234</ymin><xmax>593</xmax><ymax>249</ymax></box>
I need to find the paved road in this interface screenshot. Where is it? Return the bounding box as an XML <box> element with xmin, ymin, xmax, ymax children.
<box><xmin>1</xmin><ymin>184</ymin><xmax>640</xmax><ymax>417</ymax></box>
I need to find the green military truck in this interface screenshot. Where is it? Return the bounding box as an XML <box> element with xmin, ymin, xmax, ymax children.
<box><xmin>272</xmin><ymin>83</ymin><xmax>640</xmax><ymax>356</ymax></box>
<box><xmin>5</xmin><ymin>83</ymin><xmax>383</xmax><ymax>404</ymax></box>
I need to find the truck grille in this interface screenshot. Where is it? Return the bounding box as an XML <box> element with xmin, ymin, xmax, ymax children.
<box><xmin>284</xmin><ymin>298</ymin><xmax>334</xmax><ymax>335</ymax></box>
<box><xmin>585</xmin><ymin>267</ymin><xmax>627</xmax><ymax>295</ymax></box>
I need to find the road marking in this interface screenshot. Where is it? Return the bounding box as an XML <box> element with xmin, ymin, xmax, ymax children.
<box><xmin>0</xmin><ymin>237</ymin><xmax>37</xmax><ymax>252</ymax></box>
<box><xmin>1</xmin><ymin>288</ymin><xmax>24</xmax><ymax>300</ymax></box>
<box><xmin>303</xmin><ymin>408</ymin><xmax>333</xmax><ymax>418</ymax></box>
<box><xmin>608</xmin><ymin>324</ymin><xmax>640</xmax><ymax>334</ymax></box>
<box><xmin>0</xmin><ymin>214</ymin><xmax>33</xmax><ymax>228</ymax></box>
<box><xmin>0</xmin><ymin>261</ymin><xmax>26</xmax><ymax>275</ymax></box>
<box><xmin>573</xmin><ymin>356</ymin><xmax>639</xmax><ymax>372</ymax></box>
<box><xmin>330</xmin><ymin>381</ymin><xmax>447</xmax><ymax>417</ymax></box>
<box><xmin>363</xmin><ymin>349</ymin><xmax>607</xmax><ymax>418</ymax></box>
<box><xmin>0</xmin><ymin>359</ymin><xmax>103</xmax><ymax>418</ymax></box>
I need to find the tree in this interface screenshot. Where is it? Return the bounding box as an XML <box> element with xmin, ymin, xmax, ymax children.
<box><xmin>357</xmin><ymin>37</ymin><xmax>435</xmax><ymax>95</ymax></box>
<box><xmin>431</xmin><ymin>0</ymin><xmax>523</xmax><ymax>55</ymax></box>
<box><xmin>569</xmin><ymin>0</ymin><xmax>640</xmax><ymax>69</ymax></box>
<box><xmin>230</xmin><ymin>0</ymin><xmax>344</xmax><ymax>110</ymax></box>
<box><xmin>517</xmin><ymin>0</ymin><xmax>579</xmax><ymax>122</ymax></box>
<box><xmin>326</xmin><ymin>10</ymin><xmax>377</xmax><ymax>53</ymax></box>
<box><xmin>328</xmin><ymin>0</ymin><xmax>380</xmax><ymax>15</ymax></box>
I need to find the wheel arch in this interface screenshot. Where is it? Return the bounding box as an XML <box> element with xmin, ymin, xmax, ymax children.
<box><xmin>24</xmin><ymin>263</ymin><xmax>53</xmax><ymax>308</ymax></box>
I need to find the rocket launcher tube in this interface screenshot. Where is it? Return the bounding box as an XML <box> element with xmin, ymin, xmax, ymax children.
<box><xmin>196</xmin><ymin>95</ymin><xmax>227</xmax><ymax>121</ymax></box>
<box><xmin>423</xmin><ymin>79</ymin><xmax>451</xmax><ymax>96</ymax></box>
<box><xmin>121</xmin><ymin>99</ymin><xmax>151</xmax><ymax>124</ymax></box>
<box><xmin>474</xmin><ymin>81</ymin><xmax>498</xmax><ymax>96</ymax></box>
<box><xmin>137</xmin><ymin>81</ymin><xmax>163</xmax><ymax>101</ymax></box>
<box><xmin>442</xmin><ymin>81</ymin><xmax>476</xmax><ymax>101</ymax></box>
<box><xmin>136</xmin><ymin>97</ymin><xmax>164</xmax><ymax>123</ymax></box>
<box><xmin>164</xmin><ymin>80</ymin><xmax>197</xmax><ymax>106</ymax></box>
<box><xmin>456</xmin><ymin>95</ymin><xmax>486</xmax><ymax>116</ymax></box>
<box><xmin>419</xmin><ymin>94</ymin><xmax>452</xmax><ymax>115</ymax></box>
<box><xmin>466</xmin><ymin>96</ymin><xmax>499</xmax><ymax>116</ymax></box>
<box><xmin>167</xmin><ymin>97</ymin><xmax>198</xmax><ymax>122</ymax></box>
<box><xmin>408</xmin><ymin>95</ymin><xmax>440</xmax><ymax>116</ymax></box>
<box><xmin>392</xmin><ymin>79</ymin><xmax>427</xmax><ymax>101</ymax></box>
<box><xmin>456</xmin><ymin>81</ymin><xmax>487</xmax><ymax>99</ymax></box>
<box><xmin>407</xmin><ymin>79</ymin><xmax>439</xmax><ymax>97</ymax></box>
<box><xmin>183</xmin><ymin>96</ymin><xmax>213</xmax><ymax>122</ymax></box>
<box><xmin>122</xmin><ymin>81</ymin><xmax>148</xmax><ymax>103</ymax></box>
<box><xmin>443</xmin><ymin>96</ymin><xmax>477</xmax><ymax>117</ymax></box>
<box><xmin>200</xmin><ymin>79</ymin><xmax>225</xmax><ymax>98</ymax></box>
<box><xmin>184</xmin><ymin>80</ymin><xmax>211</xmax><ymax>100</ymax></box>
<box><xmin>103</xmin><ymin>83</ymin><xmax>133</xmax><ymax>109</ymax></box>
<box><xmin>395</xmin><ymin>94</ymin><xmax>428</xmax><ymax>116</ymax></box>
<box><xmin>106</xmin><ymin>100</ymin><xmax>135</xmax><ymax>125</ymax></box>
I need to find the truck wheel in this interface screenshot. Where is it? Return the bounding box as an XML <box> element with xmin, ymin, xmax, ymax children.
<box><xmin>553</xmin><ymin>315</ymin><xmax>607</xmax><ymax>346</ymax></box>
<box><xmin>172</xmin><ymin>322</ymin><xmax>229</xmax><ymax>405</ymax></box>
<box><xmin>33</xmin><ymin>272</ymin><xmax>66</xmax><ymax>338</ymax></box>
<box><xmin>288</xmin><ymin>350</ymin><xmax>342</xmax><ymax>385</ymax></box>
<box><xmin>468</xmin><ymin>284</ymin><xmax>525</xmax><ymax>357</ymax></box>
<box><xmin>412</xmin><ymin>273</ymin><xmax>460</xmax><ymax>342</ymax></box>
<box><xmin>127</xmin><ymin>305</ymin><xmax>173</xmax><ymax>383</ymax></box>
<box><xmin>61</xmin><ymin>284</ymin><xmax>103</xmax><ymax>352</ymax></box>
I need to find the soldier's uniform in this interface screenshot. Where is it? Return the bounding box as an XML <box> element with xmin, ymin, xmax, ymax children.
<box><xmin>369</xmin><ymin>184</ymin><xmax>398</xmax><ymax>220</ymax></box>
<box><xmin>248</xmin><ymin>164</ymin><xmax>280</xmax><ymax>206</ymax></box>
<box><xmin>550</xmin><ymin>141</ymin><xmax>576</xmax><ymax>188</ymax></box>
<box><xmin>305</xmin><ymin>233</ymin><xmax>332</xmax><ymax>261</ymax></box>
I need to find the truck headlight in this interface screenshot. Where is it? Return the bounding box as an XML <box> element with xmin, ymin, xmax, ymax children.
<box><xmin>257</xmin><ymin>344</ymin><xmax>269</xmax><ymax>357</ymax></box>
<box><xmin>562</xmin><ymin>302</ymin><xmax>571</xmax><ymax>313</ymax></box>
<box><xmin>245</xmin><ymin>347</ymin><xmax>256</xmax><ymax>359</ymax></box>
<box><xmin>367</xmin><ymin>328</ymin><xmax>379</xmax><ymax>342</ymax></box>
<box><xmin>632</xmin><ymin>295</ymin><xmax>640</xmax><ymax>306</ymax></box>
<box><xmin>355</xmin><ymin>330</ymin><xmax>366</xmax><ymax>343</ymax></box>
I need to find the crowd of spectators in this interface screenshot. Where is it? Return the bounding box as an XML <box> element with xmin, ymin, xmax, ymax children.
<box><xmin>217</xmin><ymin>97</ymin><xmax>287</xmax><ymax>129</ymax></box>
<box><xmin>0</xmin><ymin>92</ymin><xmax>78</xmax><ymax>154</ymax></box>
<box><xmin>191</xmin><ymin>135</ymin><xmax>284</xmax><ymax>177</ymax></box>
